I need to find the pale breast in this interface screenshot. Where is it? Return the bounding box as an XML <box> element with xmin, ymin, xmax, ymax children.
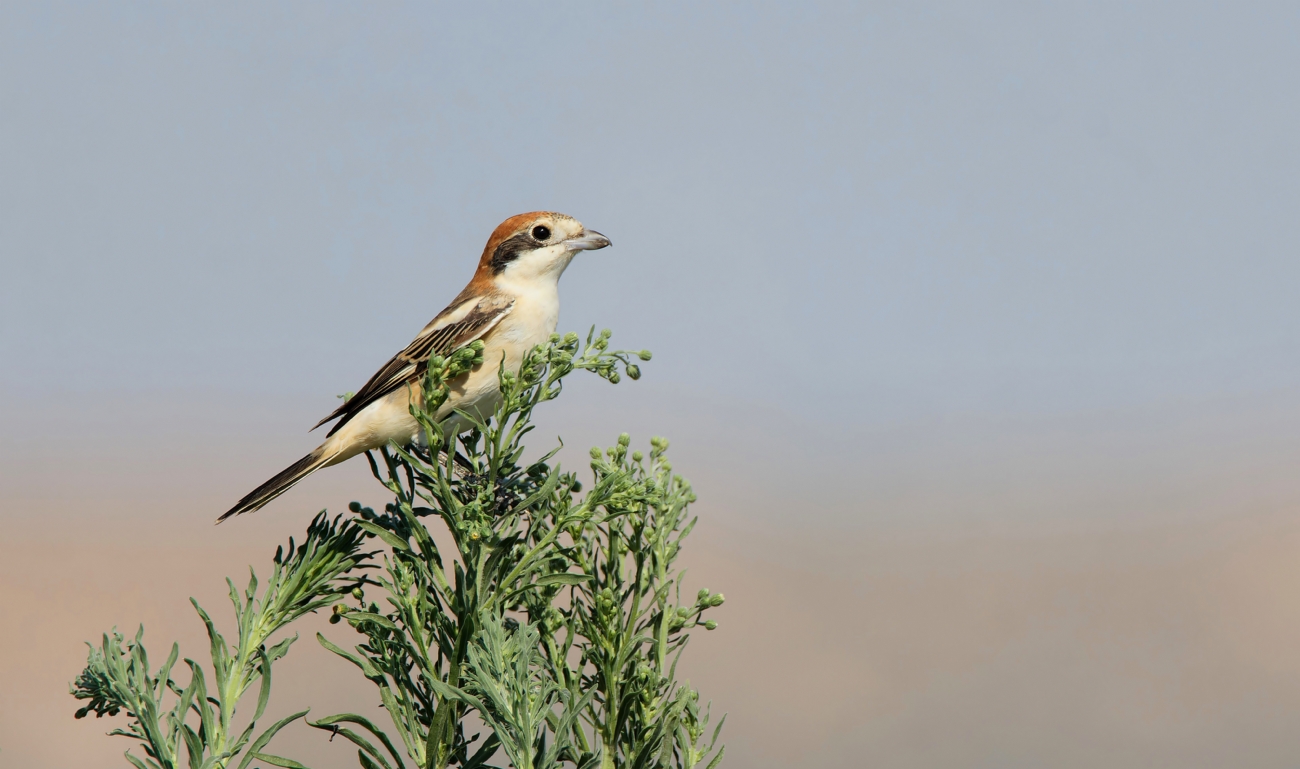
<box><xmin>438</xmin><ymin>285</ymin><xmax>560</xmax><ymax>419</ymax></box>
<box><xmin>323</xmin><ymin>285</ymin><xmax>562</xmax><ymax>463</ymax></box>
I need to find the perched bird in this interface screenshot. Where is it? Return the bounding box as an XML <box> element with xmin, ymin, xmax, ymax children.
<box><xmin>220</xmin><ymin>212</ymin><xmax>611</xmax><ymax>521</ymax></box>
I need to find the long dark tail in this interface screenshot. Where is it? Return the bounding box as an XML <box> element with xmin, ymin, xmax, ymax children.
<box><xmin>219</xmin><ymin>448</ymin><xmax>331</xmax><ymax>522</ymax></box>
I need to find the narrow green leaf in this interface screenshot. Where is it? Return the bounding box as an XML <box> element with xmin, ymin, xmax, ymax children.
<box><xmin>343</xmin><ymin>611</ymin><xmax>399</xmax><ymax>631</ymax></box>
<box><xmin>248</xmin><ymin>752</ymin><xmax>311</xmax><ymax>769</ymax></box>
<box><xmin>710</xmin><ymin>713</ymin><xmax>727</xmax><ymax>747</ymax></box>
<box><xmin>354</xmin><ymin>521</ymin><xmax>412</xmax><ymax>552</ymax></box>
<box><xmin>264</xmin><ymin>634</ymin><xmax>297</xmax><ymax>664</ymax></box>
<box><xmin>513</xmin><ymin>466</ymin><xmax>561</xmax><ymax>513</ymax></box>
<box><xmin>315</xmin><ymin>634</ymin><xmax>385</xmax><ymax>681</ymax></box>
<box><xmin>252</xmin><ymin>646</ymin><xmax>272</xmax><ymax>723</ymax></box>
<box><xmin>188</xmin><ymin>600</ymin><xmax>229</xmax><ymax>697</ymax></box>
<box><xmin>313</xmin><ymin>725</ymin><xmax>395</xmax><ymax>769</ymax></box>
<box><xmin>703</xmin><ymin>745</ymin><xmax>726</xmax><ymax>769</ymax></box>
<box><xmin>181</xmin><ymin>725</ymin><xmax>204</xmax><ymax>769</ymax></box>
<box><xmin>159</xmin><ymin>642</ymin><xmax>180</xmax><ymax>699</ymax></box>
<box><xmin>533</xmin><ymin>573</ymin><xmax>593</xmax><ymax>588</ymax></box>
<box><xmin>308</xmin><ymin>713</ymin><xmax>406</xmax><ymax>769</ymax></box>
<box><xmin>234</xmin><ymin>710</ymin><xmax>308</xmax><ymax>769</ymax></box>
<box><xmin>186</xmin><ymin>661</ymin><xmax>216</xmax><ymax>747</ymax></box>
<box><xmin>230</xmin><ymin>720</ymin><xmax>258</xmax><ymax>757</ymax></box>
<box><xmin>424</xmin><ymin>674</ymin><xmax>482</xmax><ymax>712</ymax></box>
<box><xmin>461</xmin><ymin>733</ymin><xmax>502</xmax><ymax>769</ymax></box>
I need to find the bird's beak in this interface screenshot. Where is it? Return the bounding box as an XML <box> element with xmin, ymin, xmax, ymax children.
<box><xmin>564</xmin><ymin>229</ymin><xmax>612</xmax><ymax>252</ymax></box>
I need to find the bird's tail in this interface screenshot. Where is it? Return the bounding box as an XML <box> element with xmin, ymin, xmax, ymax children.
<box><xmin>219</xmin><ymin>447</ymin><xmax>333</xmax><ymax>522</ymax></box>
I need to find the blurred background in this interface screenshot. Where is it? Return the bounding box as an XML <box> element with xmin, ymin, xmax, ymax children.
<box><xmin>3</xmin><ymin>3</ymin><xmax>1300</xmax><ymax>767</ymax></box>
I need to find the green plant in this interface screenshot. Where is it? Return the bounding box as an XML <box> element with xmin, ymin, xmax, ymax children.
<box><xmin>70</xmin><ymin>514</ymin><xmax>375</xmax><ymax>769</ymax></box>
<box><xmin>73</xmin><ymin>329</ymin><xmax>725</xmax><ymax>769</ymax></box>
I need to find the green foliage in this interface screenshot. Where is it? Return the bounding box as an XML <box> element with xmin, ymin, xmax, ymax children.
<box><xmin>459</xmin><ymin>617</ymin><xmax>593</xmax><ymax>769</ymax></box>
<box><xmin>73</xmin><ymin>329</ymin><xmax>725</xmax><ymax>769</ymax></box>
<box><xmin>540</xmin><ymin>432</ymin><xmax>725</xmax><ymax>769</ymax></box>
<box><xmin>70</xmin><ymin>514</ymin><xmax>374</xmax><ymax>769</ymax></box>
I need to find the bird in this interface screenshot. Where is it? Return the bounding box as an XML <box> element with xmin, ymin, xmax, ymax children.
<box><xmin>219</xmin><ymin>211</ymin><xmax>611</xmax><ymax>521</ymax></box>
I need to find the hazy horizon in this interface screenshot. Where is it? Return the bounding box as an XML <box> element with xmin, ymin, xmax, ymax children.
<box><xmin>4</xmin><ymin>3</ymin><xmax>1300</xmax><ymax>767</ymax></box>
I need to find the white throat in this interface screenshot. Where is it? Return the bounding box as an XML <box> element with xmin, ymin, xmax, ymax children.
<box><xmin>495</xmin><ymin>246</ymin><xmax>576</xmax><ymax>295</ymax></box>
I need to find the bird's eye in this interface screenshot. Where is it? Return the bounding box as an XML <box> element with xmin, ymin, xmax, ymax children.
<box><xmin>531</xmin><ymin>225</ymin><xmax>551</xmax><ymax>241</ymax></box>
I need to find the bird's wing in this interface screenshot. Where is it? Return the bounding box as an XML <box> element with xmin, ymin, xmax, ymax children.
<box><xmin>313</xmin><ymin>293</ymin><xmax>514</xmax><ymax>436</ymax></box>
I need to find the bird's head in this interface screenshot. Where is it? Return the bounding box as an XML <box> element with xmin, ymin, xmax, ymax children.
<box><xmin>475</xmin><ymin>211</ymin><xmax>611</xmax><ymax>290</ymax></box>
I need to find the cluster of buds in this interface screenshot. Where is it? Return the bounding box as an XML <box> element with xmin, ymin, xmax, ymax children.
<box><xmin>417</xmin><ymin>339</ymin><xmax>487</xmax><ymax>438</ymax></box>
<box><xmin>696</xmin><ymin>588</ymin><xmax>724</xmax><ymax>631</ymax></box>
<box><xmin>456</xmin><ymin>502</ymin><xmax>493</xmax><ymax>543</ymax></box>
<box><xmin>570</xmin><ymin>328</ymin><xmax>652</xmax><ymax>385</ymax></box>
<box><xmin>538</xmin><ymin>606</ymin><xmax>565</xmax><ymax>635</ymax></box>
<box><xmin>347</xmin><ymin>500</ymin><xmax>376</xmax><ymax>519</ymax></box>
<box><xmin>662</xmin><ymin>588</ymin><xmax>725</xmax><ymax>634</ymax></box>
<box><xmin>632</xmin><ymin>660</ymin><xmax>668</xmax><ymax>713</ymax></box>
<box><xmin>593</xmin><ymin>586</ymin><xmax>622</xmax><ymax>638</ymax></box>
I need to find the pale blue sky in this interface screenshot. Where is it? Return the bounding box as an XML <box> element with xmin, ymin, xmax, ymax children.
<box><xmin>4</xmin><ymin>4</ymin><xmax>1300</xmax><ymax>768</ymax></box>
<box><xmin>4</xmin><ymin>3</ymin><xmax>1297</xmax><ymax>421</ymax></box>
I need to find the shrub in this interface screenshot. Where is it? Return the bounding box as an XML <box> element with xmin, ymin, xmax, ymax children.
<box><xmin>72</xmin><ymin>330</ymin><xmax>725</xmax><ymax>769</ymax></box>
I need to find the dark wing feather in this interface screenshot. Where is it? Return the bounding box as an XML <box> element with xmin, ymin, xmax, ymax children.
<box><xmin>313</xmin><ymin>295</ymin><xmax>514</xmax><ymax>436</ymax></box>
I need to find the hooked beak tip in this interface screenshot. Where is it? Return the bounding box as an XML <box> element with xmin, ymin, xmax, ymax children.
<box><xmin>566</xmin><ymin>229</ymin><xmax>612</xmax><ymax>251</ymax></box>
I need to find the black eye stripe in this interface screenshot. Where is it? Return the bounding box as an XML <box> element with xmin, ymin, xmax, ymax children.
<box><xmin>489</xmin><ymin>231</ymin><xmax>538</xmax><ymax>274</ymax></box>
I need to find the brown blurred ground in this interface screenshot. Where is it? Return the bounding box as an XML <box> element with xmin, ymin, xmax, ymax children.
<box><xmin>4</xmin><ymin>387</ymin><xmax>1300</xmax><ymax>768</ymax></box>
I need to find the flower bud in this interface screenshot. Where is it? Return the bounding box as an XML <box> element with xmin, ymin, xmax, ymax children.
<box><xmin>703</xmin><ymin>620</ymin><xmax>718</xmax><ymax>630</ymax></box>
<box><xmin>626</xmin><ymin>364</ymin><xmax>641</xmax><ymax>380</ymax></box>
<box><xmin>352</xmin><ymin>587</ymin><xmax>364</xmax><ymax>601</ymax></box>
<box><xmin>709</xmin><ymin>593</ymin><xmax>725</xmax><ymax>607</ymax></box>
<box><xmin>590</xmin><ymin>447</ymin><xmax>602</xmax><ymax>460</ymax></box>
<box><xmin>638</xmin><ymin>350</ymin><xmax>652</xmax><ymax>361</ymax></box>
<box><xmin>632</xmin><ymin>451</ymin><xmax>643</xmax><ymax>462</ymax></box>
<box><xmin>348</xmin><ymin>501</ymin><xmax>362</xmax><ymax>513</ymax></box>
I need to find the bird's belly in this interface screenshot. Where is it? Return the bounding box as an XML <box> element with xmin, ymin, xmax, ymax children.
<box><xmin>435</xmin><ymin>363</ymin><xmax>505</xmax><ymax>429</ymax></box>
<box><xmin>323</xmin><ymin>308</ymin><xmax>556</xmax><ymax>464</ymax></box>
<box><xmin>432</xmin><ymin>311</ymin><xmax>554</xmax><ymax>429</ymax></box>
<box><xmin>320</xmin><ymin>390</ymin><xmax>421</xmax><ymax>465</ymax></box>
